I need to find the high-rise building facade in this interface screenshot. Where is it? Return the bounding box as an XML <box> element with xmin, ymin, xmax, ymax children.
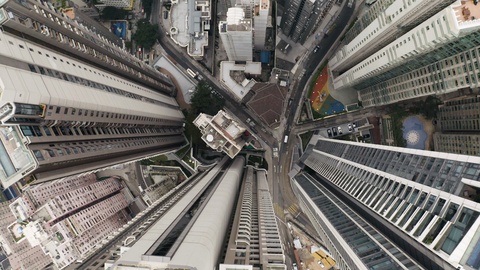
<box><xmin>296</xmin><ymin>138</ymin><xmax>480</xmax><ymax>270</ymax></box>
<box><xmin>219</xmin><ymin>7</ymin><xmax>254</xmax><ymax>61</ymax></box>
<box><xmin>108</xmin><ymin>157</ymin><xmax>245</xmax><ymax>270</ymax></box>
<box><xmin>329</xmin><ymin>0</ymin><xmax>456</xmax><ymax>74</ymax></box>
<box><xmin>95</xmin><ymin>0</ymin><xmax>132</xmax><ymax>9</ymax></box>
<box><xmin>222</xmin><ymin>167</ymin><xmax>286</xmax><ymax>269</ymax></box>
<box><xmin>253</xmin><ymin>0</ymin><xmax>269</xmax><ymax>50</ymax></box>
<box><xmin>0</xmin><ymin>0</ymin><xmax>185</xmax><ymax>187</ymax></box>
<box><xmin>329</xmin><ymin>1</ymin><xmax>480</xmax><ymax>108</ymax></box>
<box><xmin>434</xmin><ymin>96</ymin><xmax>480</xmax><ymax>155</ymax></box>
<box><xmin>9</xmin><ymin>173</ymin><xmax>130</xmax><ymax>268</ymax></box>
<box><xmin>231</xmin><ymin>0</ymin><xmax>269</xmax><ymax>50</ymax></box>
<box><xmin>280</xmin><ymin>0</ymin><xmax>321</xmax><ymax>44</ymax></box>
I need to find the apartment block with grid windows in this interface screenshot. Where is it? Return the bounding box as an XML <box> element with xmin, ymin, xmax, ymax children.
<box><xmin>434</xmin><ymin>96</ymin><xmax>480</xmax><ymax>156</ymax></box>
<box><xmin>329</xmin><ymin>1</ymin><xmax>480</xmax><ymax>108</ymax></box>
<box><xmin>0</xmin><ymin>22</ymin><xmax>185</xmax><ymax>187</ymax></box>
<box><xmin>294</xmin><ymin>138</ymin><xmax>480</xmax><ymax>270</ymax></box>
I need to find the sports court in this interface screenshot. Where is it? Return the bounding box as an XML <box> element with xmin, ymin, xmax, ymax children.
<box><xmin>309</xmin><ymin>66</ymin><xmax>345</xmax><ymax>117</ymax></box>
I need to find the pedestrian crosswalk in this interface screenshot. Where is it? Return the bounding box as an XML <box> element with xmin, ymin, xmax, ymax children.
<box><xmin>287</xmin><ymin>203</ymin><xmax>301</xmax><ymax>216</ymax></box>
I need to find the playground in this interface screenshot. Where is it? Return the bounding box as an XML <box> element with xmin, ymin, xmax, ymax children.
<box><xmin>309</xmin><ymin>66</ymin><xmax>345</xmax><ymax>117</ymax></box>
<box><xmin>111</xmin><ymin>21</ymin><xmax>127</xmax><ymax>40</ymax></box>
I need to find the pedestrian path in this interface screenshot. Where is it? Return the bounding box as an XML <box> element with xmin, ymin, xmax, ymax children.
<box><xmin>274</xmin><ymin>203</ymin><xmax>285</xmax><ymax>220</ymax></box>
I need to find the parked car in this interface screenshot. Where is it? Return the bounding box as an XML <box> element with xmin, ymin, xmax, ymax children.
<box><xmin>313</xmin><ymin>46</ymin><xmax>320</xmax><ymax>53</ymax></box>
<box><xmin>332</xmin><ymin>127</ymin><xmax>338</xmax><ymax>136</ymax></box>
<box><xmin>338</xmin><ymin>126</ymin><xmax>343</xmax><ymax>134</ymax></box>
<box><xmin>352</xmin><ymin>122</ymin><xmax>357</xmax><ymax>128</ymax></box>
<box><xmin>348</xmin><ymin>123</ymin><xmax>352</xmax><ymax>131</ymax></box>
<box><xmin>327</xmin><ymin>129</ymin><xmax>332</xmax><ymax>137</ymax></box>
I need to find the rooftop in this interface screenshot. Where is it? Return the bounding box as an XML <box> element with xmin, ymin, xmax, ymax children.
<box><xmin>453</xmin><ymin>0</ymin><xmax>480</xmax><ymax>23</ymax></box>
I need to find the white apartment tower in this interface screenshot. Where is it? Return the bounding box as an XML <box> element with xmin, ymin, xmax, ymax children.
<box><xmin>232</xmin><ymin>0</ymin><xmax>269</xmax><ymax>50</ymax></box>
<box><xmin>253</xmin><ymin>0</ymin><xmax>269</xmax><ymax>50</ymax></box>
<box><xmin>327</xmin><ymin>0</ymin><xmax>480</xmax><ymax>108</ymax></box>
<box><xmin>219</xmin><ymin>7</ymin><xmax>254</xmax><ymax>61</ymax></box>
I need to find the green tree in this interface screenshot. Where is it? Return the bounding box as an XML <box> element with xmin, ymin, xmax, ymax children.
<box><xmin>190</xmin><ymin>81</ymin><xmax>225</xmax><ymax>115</ymax></box>
<box><xmin>133</xmin><ymin>19</ymin><xmax>158</xmax><ymax>50</ymax></box>
<box><xmin>101</xmin><ymin>6</ymin><xmax>128</xmax><ymax>20</ymax></box>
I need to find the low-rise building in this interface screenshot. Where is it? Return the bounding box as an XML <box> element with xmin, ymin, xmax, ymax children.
<box><xmin>194</xmin><ymin>110</ymin><xmax>248</xmax><ymax>158</ymax></box>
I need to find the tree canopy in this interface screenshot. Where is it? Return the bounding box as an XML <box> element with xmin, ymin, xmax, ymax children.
<box><xmin>100</xmin><ymin>6</ymin><xmax>129</xmax><ymax>20</ymax></box>
<box><xmin>133</xmin><ymin>19</ymin><xmax>158</xmax><ymax>50</ymax></box>
<box><xmin>190</xmin><ymin>81</ymin><xmax>225</xmax><ymax>115</ymax></box>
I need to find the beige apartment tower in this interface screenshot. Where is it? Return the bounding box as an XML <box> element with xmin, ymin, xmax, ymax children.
<box><xmin>0</xmin><ymin>0</ymin><xmax>185</xmax><ymax>187</ymax></box>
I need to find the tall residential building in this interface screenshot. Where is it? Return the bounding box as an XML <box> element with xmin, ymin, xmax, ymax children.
<box><xmin>434</xmin><ymin>96</ymin><xmax>480</xmax><ymax>155</ymax></box>
<box><xmin>0</xmin><ymin>0</ymin><xmax>186</xmax><ymax>187</ymax></box>
<box><xmin>219</xmin><ymin>7</ymin><xmax>253</xmax><ymax>61</ymax></box>
<box><xmin>253</xmin><ymin>0</ymin><xmax>269</xmax><ymax>50</ymax></box>
<box><xmin>95</xmin><ymin>0</ymin><xmax>132</xmax><ymax>9</ymax></box>
<box><xmin>107</xmin><ymin>157</ymin><xmax>245</xmax><ymax>270</ymax></box>
<box><xmin>0</xmin><ymin>0</ymin><xmax>175</xmax><ymax>94</ymax></box>
<box><xmin>232</xmin><ymin>0</ymin><xmax>270</xmax><ymax>50</ymax></box>
<box><xmin>329</xmin><ymin>0</ymin><xmax>456</xmax><ymax>74</ymax></box>
<box><xmin>295</xmin><ymin>137</ymin><xmax>480</xmax><ymax>270</ymax></box>
<box><xmin>280</xmin><ymin>0</ymin><xmax>322</xmax><ymax>44</ymax></box>
<box><xmin>9</xmin><ymin>174</ymin><xmax>130</xmax><ymax>268</ymax></box>
<box><xmin>222</xmin><ymin>167</ymin><xmax>286</xmax><ymax>269</ymax></box>
<box><xmin>330</xmin><ymin>1</ymin><xmax>480</xmax><ymax>108</ymax></box>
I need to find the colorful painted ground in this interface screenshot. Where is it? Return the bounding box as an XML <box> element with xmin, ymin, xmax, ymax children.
<box><xmin>309</xmin><ymin>66</ymin><xmax>345</xmax><ymax>117</ymax></box>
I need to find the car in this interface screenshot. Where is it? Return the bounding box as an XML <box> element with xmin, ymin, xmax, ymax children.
<box><xmin>313</xmin><ymin>46</ymin><xmax>320</xmax><ymax>53</ymax></box>
<box><xmin>352</xmin><ymin>122</ymin><xmax>357</xmax><ymax>128</ymax></box>
<box><xmin>348</xmin><ymin>124</ymin><xmax>352</xmax><ymax>131</ymax></box>
<box><xmin>293</xmin><ymin>263</ymin><xmax>298</xmax><ymax>270</ymax></box>
<box><xmin>327</xmin><ymin>129</ymin><xmax>332</xmax><ymax>137</ymax></box>
<box><xmin>338</xmin><ymin>126</ymin><xmax>343</xmax><ymax>134</ymax></box>
<box><xmin>363</xmin><ymin>133</ymin><xmax>371</xmax><ymax>139</ymax></box>
<box><xmin>332</xmin><ymin>127</ymin><xmax>338</xmax><ymax>136</ymax></box>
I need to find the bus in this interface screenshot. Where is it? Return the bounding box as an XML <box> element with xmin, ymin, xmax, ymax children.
<box><xmin>284</xmin><ymin>135</ymin><xmax>289</xmax><ymax>144</ymax></box>
<box><xmin>186</xmin><ymin>68</ymin><xmax>197</xmax><ymax>78</ymax></box>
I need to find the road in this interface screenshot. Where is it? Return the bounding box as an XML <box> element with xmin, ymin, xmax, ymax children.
<box><xmin>150</xmin><ymin>1</ymin><xmax>276</xmax><ymax>145</ymax></box>
<box><xmin>149</xmin><ymin>0</ymin><xmax>357</xmax><ymax>267</ymax></box>
<box><xmin>269</xmin><ymin>2</ymin><xmax>356</xmax><ymax>266</ymax></box>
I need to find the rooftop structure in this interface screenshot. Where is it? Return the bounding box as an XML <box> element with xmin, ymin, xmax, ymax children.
<box><xmin>296</xmin><ymin>137</ymin><xmax>480</xmax><ymax>270</ymax></box>
<box><xmin>0</xmin><ymin>201</ymin><xmax>52</xmax><ymax>270</ymax></box>
<box><xmin>219</xmin><ymin>61</ymin><xmax>261</xmax><ymax>100</ymax></box>
<box><xmin>0</xmin><ymin>19</ymin><xmax>185</xmax><ymax>186</ymax></box>
<box><xmin>169</xmin><ymin>0</ymin><xmax>210</xmax><ymax>59</ymax></box>
<box><xmin>219</xmin><ymin>7</ymin><xmax>253</xmax><ymax>61</ymax></box>
<box><xmin>194</xmin><ymin>110</ymin><xmax>248</xmax><ymax>158</ymax></box>
<box><xmin>95</xmin><ymin>0</ymin><xmax>132</xmax><ymax>9</ymax></box>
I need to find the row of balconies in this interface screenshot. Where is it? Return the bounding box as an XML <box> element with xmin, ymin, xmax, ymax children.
<box><xmin>9</xmin><ymin>0</ymin><xmax>171</xmax><ymax>90</ymax></box>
